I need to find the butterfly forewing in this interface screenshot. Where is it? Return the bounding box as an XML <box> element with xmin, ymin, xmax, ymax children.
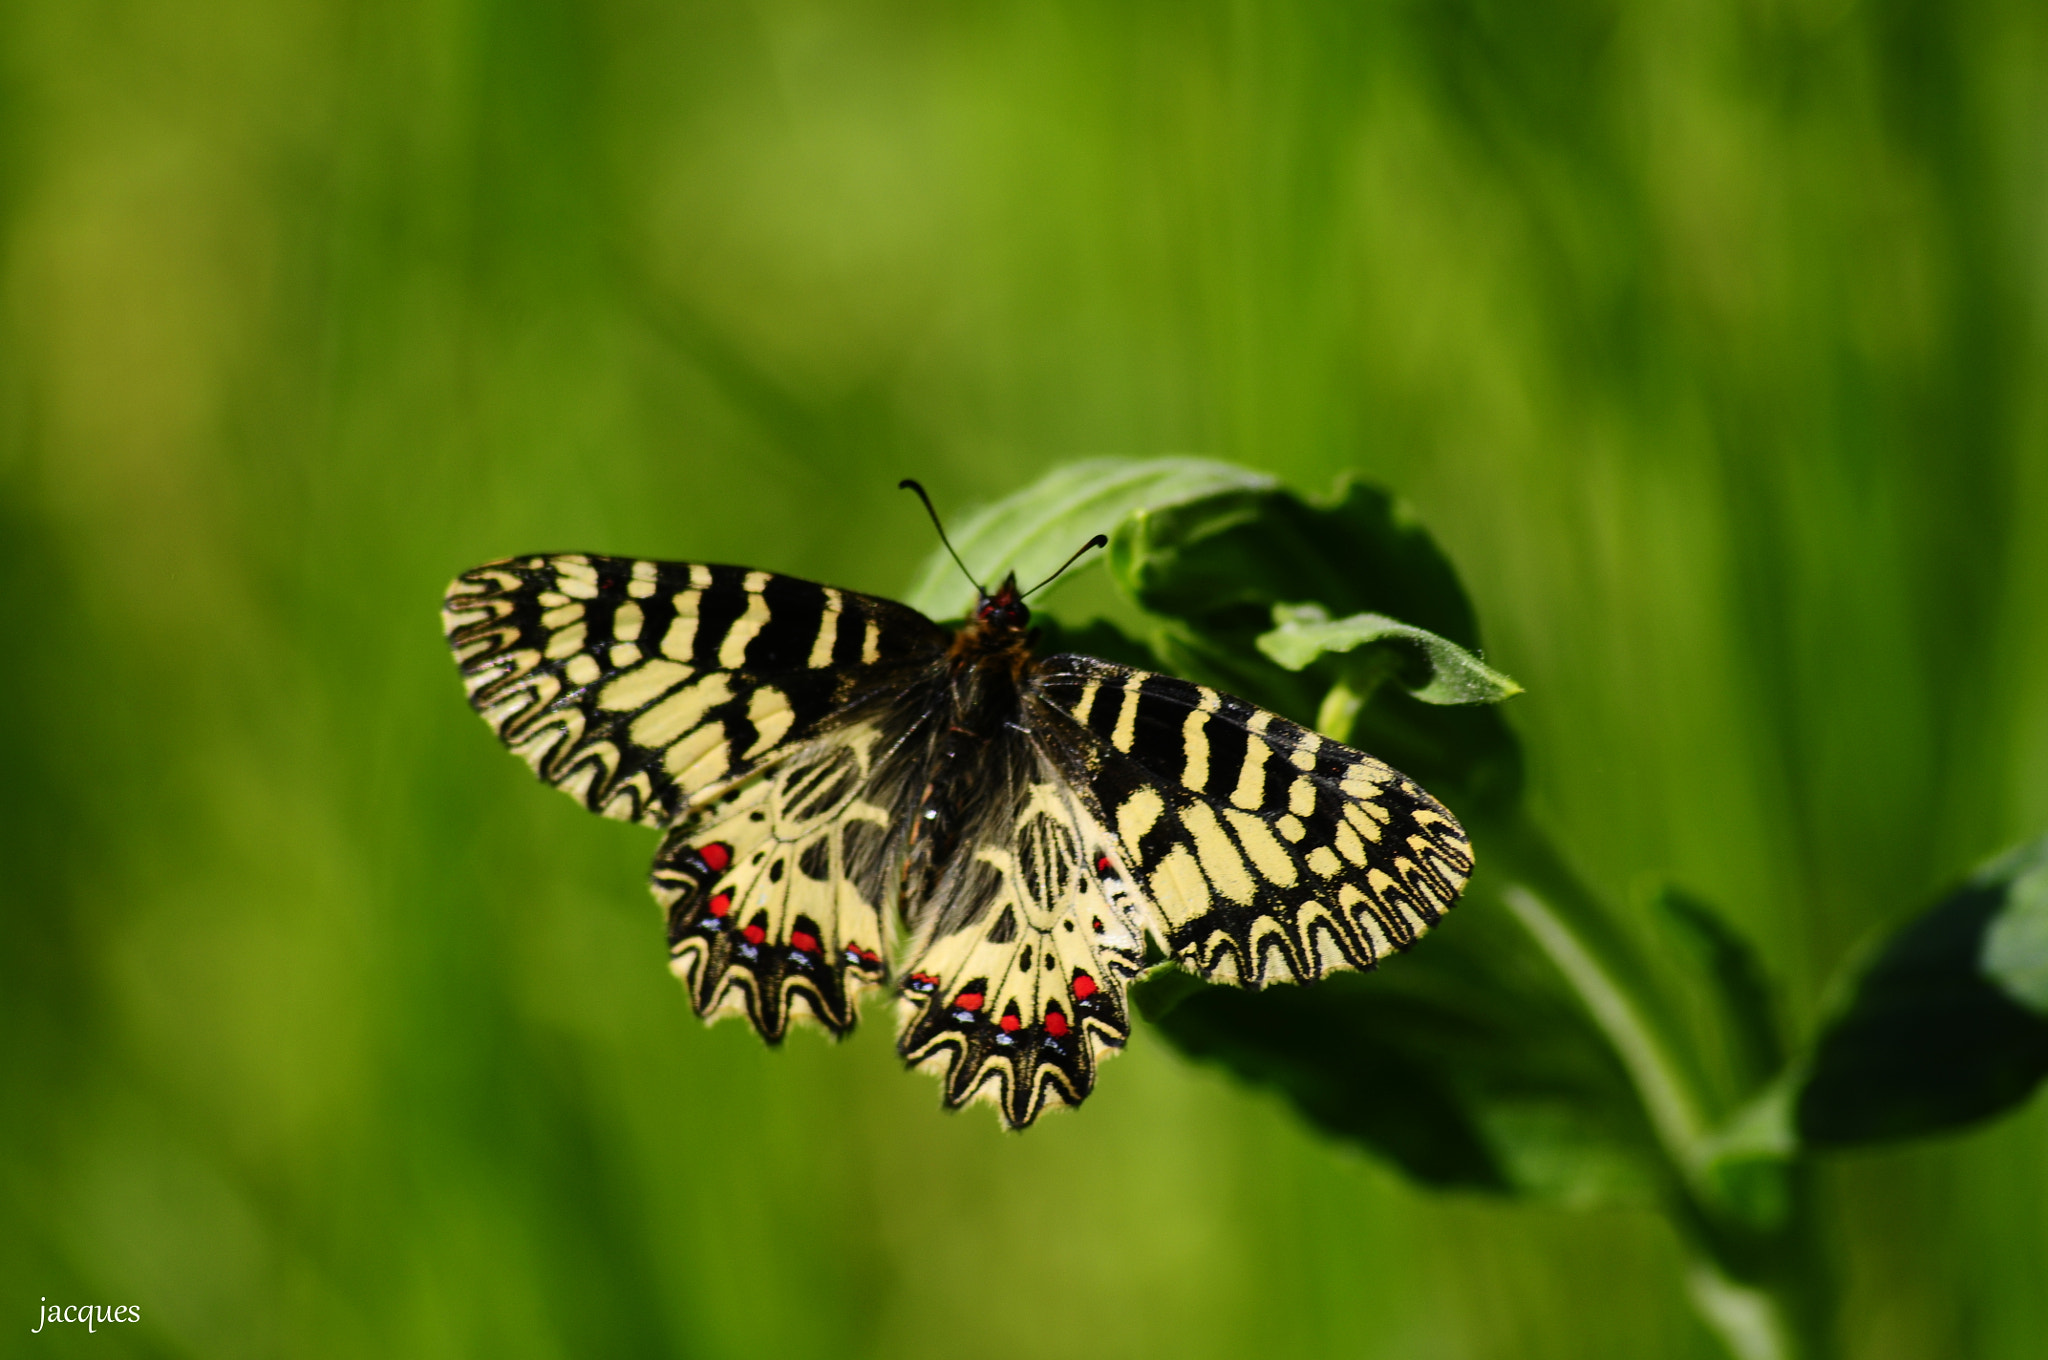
<box><xmin>442</xmin><ymin>555</ymin><xmax>947</xmax><ymax>826</ymax></box>
<box><xmin>1031</xmin><ymin>657</ymin><xmax>1472</xmax><ymax>989</ymax></box>
<box><xmin>444</xmin><ymin>554</ymin><xmax>946</xmax><ymax>1041</ymax></box>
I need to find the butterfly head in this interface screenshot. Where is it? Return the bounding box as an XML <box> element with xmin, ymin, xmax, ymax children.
<box><xmin>898</xmin><ymin>479</ymin><xmax>1105</xmax><ymax>646</ymax></box>
<box><xmin>974</xmin><ymin>573</ymin><xmax>1031</xmax><ymax>634</ymax></box>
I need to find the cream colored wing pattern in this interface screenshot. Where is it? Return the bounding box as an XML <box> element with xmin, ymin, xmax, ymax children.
<box><xmin>442</xmin><ymin>554</ymin><xmax>947</xmax><ymax>827</ymax></box>
<box><xmin>1031</xmin><ymin>657</ymin><xmax>1472</xmax><ymax>990</ymax></box>
<box><xmin>893</xmin><ymin>775</ymin><xmax>1148</xmax><ymax>1127</ymax></box>
<box><xmin>652</xmin><ymin>722</ymin><xmax>915</xmax><ymax>1039</ymax></box>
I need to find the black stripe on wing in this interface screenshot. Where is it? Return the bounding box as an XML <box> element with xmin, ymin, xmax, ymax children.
<box><xmin>442</xmin><ymin>554</ymin><xmax>950</xmax><ymax>825</ymax></box>
<box><xmin>1030</xmin><ymin>656</ymin><xmax>1473</xmax><ymax>988</ymax></box>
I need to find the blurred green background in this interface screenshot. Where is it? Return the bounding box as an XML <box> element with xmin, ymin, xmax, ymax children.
<box><xmin>4</xmin><ymin>0</ymin><xmax>2045</xmax><ymax>1356</ymax></box>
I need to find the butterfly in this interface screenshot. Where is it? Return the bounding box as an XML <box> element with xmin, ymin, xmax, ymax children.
<box><xmin>441</xmin><ymin>482</ymin><xmax>1473</xmax><ymax>1127</ymax></box>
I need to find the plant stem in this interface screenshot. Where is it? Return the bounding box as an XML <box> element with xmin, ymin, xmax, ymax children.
<box><xmin>1683</xmin><ymin>1257</ymin><xmax>1803</xmax><ymax>1360</ymax></box>
<box><xmin>1314</xmin><ymin>649</ymin><xmax>1401</xmax><ymax>743</ymax></box>
<box><xmin>1484</xmin><ymin>811</ymin><xmax>1835</xmax><ymax>1360</ymax></box>
<box><xmin>1499</xmin><ymin>881</ymin><xmax>1709</xmax><ymax>1180</ymax></box>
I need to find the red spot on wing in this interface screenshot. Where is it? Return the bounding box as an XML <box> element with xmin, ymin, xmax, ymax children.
<box><xmin>999</xmin><ymin>1013</ymin><xmax>1021</xmax><ymax>1033</ymax></box>
<box><xmin>699</xmin><ymin>843</ymin><xmax>732</xmax><ymax>872</ymax></box>
<box><xmin>741</xmin><ymin>923</ymin><xmax>766</xmax><ymax>946</ymax></box>
<box><xmin>1090</xmin><ymin>916</ymin><xmax>1104</xmax><ymax>933</ymax></box>
<box><xmin>954</xmin><ymin>991</ymin><xmax>984</xmax><ymax>1012</ymax></box>
<box><xmin>790</xmin><ymin>930</ymin><xmax>819</xmax><ymax>954</ymax></box>
<box><xmin>905</xmin><ymin>972</ymin><xmax>939</xmax><ymax>993</ymax></box>
<box><xmin>1072</xmin><ymin>973</ymin><xmax>1098</xmax><ymax>1000</ymax></box>
<box><xmin>1096</xmin><ymin>855</ymin><xmax>1113</xmax><ymax>873</ymax></box>
<box><xmin>707</xmin><ymin>893</ymin><xmax>732</xmax><ymax>918</ymax></box>
<box><xmin>1044</xmin><ymin>1010</ymin><xmax>1070</xmax><ymax>1037</ymax></box>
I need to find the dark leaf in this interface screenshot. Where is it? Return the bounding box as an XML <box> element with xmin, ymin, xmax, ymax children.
<box><xmin>1106</xmin><ymin>475</ymin><xmax>1486</xmax><ymax>647</ymax></box>
<box><xmin>1135</xmin><ymin>895</ymin><xmax>1665</xmax><ymax>1205</ymax></box>
<box><xmin>1796</xmin><ymin>835</ymin><xmax>2048</xmax><ymax>1148</ymax></box>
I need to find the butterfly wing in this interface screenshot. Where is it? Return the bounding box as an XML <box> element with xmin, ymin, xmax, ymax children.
<box><xmin>893</xmin><ymin>769</ymin><xmax>1148</xmax><ymax>1127</ymax></box>
<box><xmin>1030</xmin><ymin>656</ymin><xmax>1472</xmax><ymax>989</ymax></box>
<box><xmin>442</xmin><ymin>554</ymin><xmax>948</xmax><ymax>824</ymax></box>
<box><xmin>652</xmin><ymin>720</ymin><xmax>914</xmax><ymax>1038</ymax></box>
<box><xmin>443</xmin><ymin>553</ymin><xmax>950</xmax><ymax>1037</ymax></box>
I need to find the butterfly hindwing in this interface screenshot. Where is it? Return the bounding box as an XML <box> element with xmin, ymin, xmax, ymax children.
<box><xmin>895</xmin><ymin>777</ymin><xmax>1147</xmax><ymax>1126</ymax></box>
<box><xmin>1031</xmin><ymin>657</ymin><xmax>1472</xmax><ymax>989</ymax></box>
<box><xmin>653</xmin><ymin>722</ymin><xmax>908</xmax><ymax>1038</ymax></box>
<box><xmin>442</xmin><ymin>554</ymin><xmax>947</xmax><ymax>826</ymax></box>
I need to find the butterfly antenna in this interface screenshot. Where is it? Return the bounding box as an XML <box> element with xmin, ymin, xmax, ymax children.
<box><xmin>898</xmin><ymin>479</ymin><xmax>983</xmax><ymax>594</ymax></box>
<box><xmin>1022</xmin><ymin>534</ymin><xmax>1109</xmax><ymax>599</ymax></box>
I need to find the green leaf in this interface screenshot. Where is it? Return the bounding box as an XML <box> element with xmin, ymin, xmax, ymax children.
<box><xmin>1132</xmin><ymin>900</ymin><xmax>1665</xmax><ymax>1206</ymax></box>
<box><xmin>1106</xmin><ymin>476</ymin><xmax>1525</xmax><ymax>817</ymax></box>
<box><xmin>1655</xmin><ymin>886</ymin><xmax>1786</xmax><ymax>1099</ymax></box>
<box><xmin>901</xmin><ymin>458</ymin><xmax>1275</xmax><ymax>621</ymax></box>
<box><xmin>1641</xmin><ymin>888</ymin><xmax>1796</xmax><ymax>1230</ymax></box>
<box><xmin>1795</xmin><ymin>832</ymin><xmax>2048</xmax><ymax>1148</ymax></box>
<box><xmin>1256</xmin><ymin>603</ymin><xmax>1523</xmax><ymax>705</ymax></box>
<box><xmin>1107</xmin><ymin>475</ymin><xmax>1486</xmax><ymax>647</ymax></box>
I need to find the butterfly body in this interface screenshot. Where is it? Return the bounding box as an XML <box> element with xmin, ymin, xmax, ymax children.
<box><xmin>907</xmin><ymin>572</ymin><xmax>1035</xmax><ymax>895</ymax></box>
<box><xmin>445</xmin><ymin>552</ymin><xmax>1471</xmax><ymax>1126</ymax></box>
